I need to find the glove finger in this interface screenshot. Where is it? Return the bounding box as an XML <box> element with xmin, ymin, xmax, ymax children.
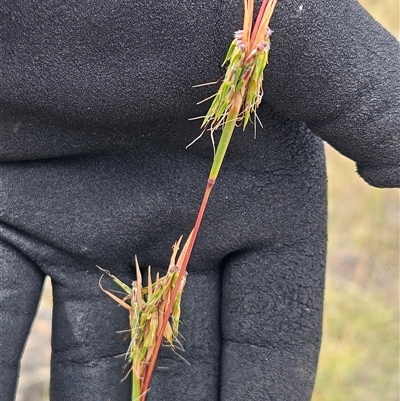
<box><xmin>267</xmin><ymin>0</ymin><xmax>399</xmax><ymax>186</ymax></box>
<box><xmin>0</xmin><ymin>236</ymin><xmax>45</xmax><ymax>401</ymax></box>
<box><xmin>50</xmin><ymin>262</ymin><xmax>221</xmax><ymax>401</ymax></box>
<box><xmin>147</xmin><ymin>268</ymin><xmax>221</xmax><ymax>401</ymax></box>
<box><xmin>50</xmin><ymin>265</ymin><xmax>131</xmax><ymax>401</ymax></box>
<box><xmin>220</xmin><ymin>244</ymin><xmax>325</xmax><ymax>401</ymax></box>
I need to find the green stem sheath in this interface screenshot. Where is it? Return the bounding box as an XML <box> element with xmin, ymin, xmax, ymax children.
<box><xmin>209</xmin><ymin>98</ymin><xmax>242</xmax><ymax>181</ymax></box>
<box><xmin>132</xmin><ymin>373</ymin><xmax>141</xmax><ymax>401</ymax></box>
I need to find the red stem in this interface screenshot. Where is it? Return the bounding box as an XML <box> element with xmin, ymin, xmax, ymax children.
<box><xmin>250</xmin><ymin>0</ymin><xmax>270</xmax><ymax>48</ymax></box>
<box><xmin>141</xmin><ymin>179</ymin><xmax>215</xmax><ymax>400</ymax></box>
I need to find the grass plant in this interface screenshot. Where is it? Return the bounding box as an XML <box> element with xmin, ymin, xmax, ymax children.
<box><xmin>99</xmin><ymin>236</ymin><xmax>190</xmax><ymax>401</ymax></box>
<box><xmin>100</xmin><ymin>1</ymin><xmax>279</xmax><ymax>399</ymax></box>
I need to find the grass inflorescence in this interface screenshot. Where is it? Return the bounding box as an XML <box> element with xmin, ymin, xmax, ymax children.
<box><xmin>99</xmin><ymin>236</ymin><xmax>190</xmax><ymax>401</ymax></box>
<box><xmin>99</xmin><ymin>1</ymin><xmax>278</xmax><ymax>400</ymax></box>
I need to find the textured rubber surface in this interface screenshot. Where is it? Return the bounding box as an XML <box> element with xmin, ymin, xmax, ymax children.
<box><xmin>1</xmin><ymin>1</ymin><xmax>398</xmax><ymax>400</ymax></box>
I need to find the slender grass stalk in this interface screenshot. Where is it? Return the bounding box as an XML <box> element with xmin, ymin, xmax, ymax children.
<box><xmin>132</xmin><ymin>376</ymin><xmax>141</xmax><ymax>401</ymax></box>
<box><xmin>99</xmin><ymin>1</ymin><xmax>278</xmax><ymax>400</ymax></box>
<box><xmin>209</xmin><ymin>95</ymin><xmax>243</xmax><ymax>180</ymax></box>
<box><xmin>141</xmin><ymin>1</ymin><xmax>278</xmax><ymax>399</ymax></box>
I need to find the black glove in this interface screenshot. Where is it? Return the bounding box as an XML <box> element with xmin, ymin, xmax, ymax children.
<box><xmin>1</xmin><ymin>1</ymin><xmax>398</xmax><ymax>401</ymax></box>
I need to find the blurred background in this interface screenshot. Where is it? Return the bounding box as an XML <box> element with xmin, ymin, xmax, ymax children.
<box><xmin>16</xmin><ymin>1</ymin><xmax>399</xmax><ymax>400</ymax></box>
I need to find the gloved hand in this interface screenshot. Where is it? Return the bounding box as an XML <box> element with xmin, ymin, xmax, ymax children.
<box><xmin>1</xmin><ymin>1</ymin><xmax>398</xmax><ymax>401</ymax></box>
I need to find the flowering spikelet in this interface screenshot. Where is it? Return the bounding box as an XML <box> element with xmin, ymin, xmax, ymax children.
<box><xmin>201</xmin><ymin>0</ymin><xmax>277</xmax><ymax>134</ymax></box>
<box><xmin>98</xmin><ymin>236</ymin><xmax>188</xmax><ymax>401</ymax></box>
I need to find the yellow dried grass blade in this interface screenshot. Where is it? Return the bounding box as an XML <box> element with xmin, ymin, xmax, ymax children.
<box><xmin>98</xmin><ymin>276</ymin><xmax>133</xmax><ymax>311</ymax></box>
<box><xmin>134</xmin><ymin>256</ymin><xmax>143</xmax><ymax>308</ymax></box>
<box><xmin>176</xmin><ymin>230</ymin><xmax>193</xmax><ymax>268</ymax></box>
<box><xmin>243</xmin><ymin>0</ymin><xmax>254</xmax><ymax>46</ymax></box>
<box><xmin>147</xmin><ymin>266</ymin><xmax>152</xmax><ymax>299</ymax></box>
<box><xmin>169</xmin><ymin>236</ymin><xmax>183</xmax><ymax>270</ymax></box>
<box><xmin>97</xmin><ymin>266</ymin><xmax>132</xmax><ymax>295</ymax></box>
